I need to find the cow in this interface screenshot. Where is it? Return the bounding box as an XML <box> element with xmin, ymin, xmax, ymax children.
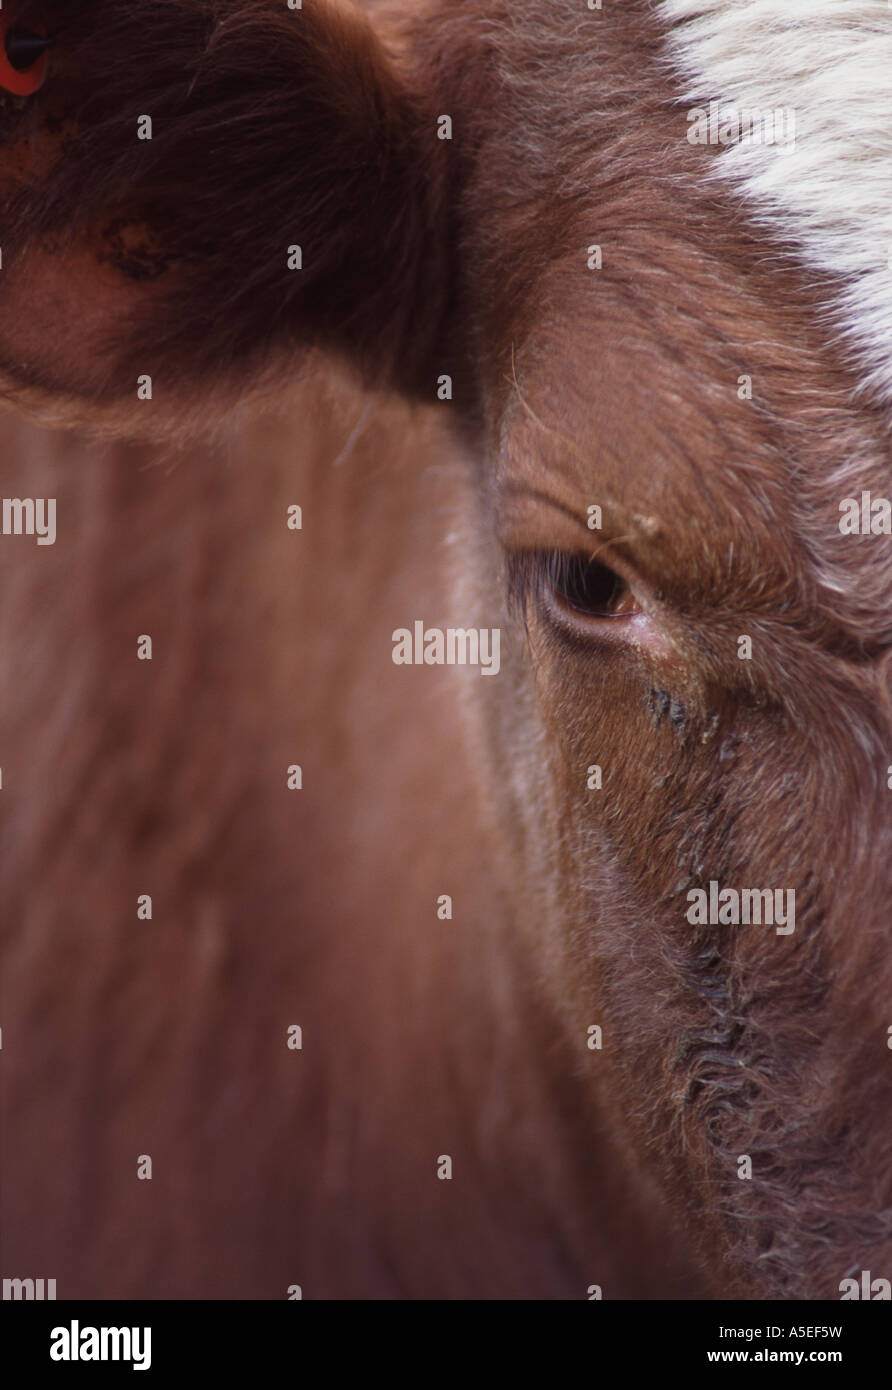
<box><xmin>0</xmin><ymin>0</ymin><xmax>890</xmax><ymax>1301</ymax></box>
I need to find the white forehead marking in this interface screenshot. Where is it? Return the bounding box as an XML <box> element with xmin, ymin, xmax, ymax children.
<box><xmin>660</xmin><ymin>0</ymin><xmax>892</xmax><ymax>405</ymax></box>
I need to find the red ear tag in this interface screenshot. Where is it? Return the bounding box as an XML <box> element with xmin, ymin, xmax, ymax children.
<box><xmin>0</xmin><ymin>20</ymin><xmax>49</xmax><ymax>96</ymax></box>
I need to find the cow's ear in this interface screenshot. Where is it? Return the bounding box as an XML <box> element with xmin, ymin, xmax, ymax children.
<box><xmin>0</xmin><ymin>0</ymin><xmax>450</xmax><ymax>409</ymax></box>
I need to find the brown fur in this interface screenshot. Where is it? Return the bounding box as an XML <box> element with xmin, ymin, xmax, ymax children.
<box><xmin>0</xmin><ymin>0</ymin><xmax>890</xmax><ymax>1298</ymax></box>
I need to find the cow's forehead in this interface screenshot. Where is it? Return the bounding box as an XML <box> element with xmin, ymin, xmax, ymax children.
<box><xmin>464</xmin><ymin>0</ymin><xmax>892</xmax><ymax>408</ymax></box>
<box><xmin>660</xmin><ymin>0</ymin><xmax>892</xmax><ymax>407</ymax></box>
<box><xmin>452</xmin><ymin>0</ymin><xmax>892</xmax><ymax>418</ymax></box>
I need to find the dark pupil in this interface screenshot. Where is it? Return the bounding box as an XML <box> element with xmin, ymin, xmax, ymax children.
<box><xmin>553</xmin><ymin>555</ymin><xmax>628</xmax><ymax>618</ymax></box>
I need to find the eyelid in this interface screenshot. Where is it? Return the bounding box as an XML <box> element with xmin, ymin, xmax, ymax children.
<box><xmin>495</xmin><ymin>485</ymin><xmax>643</xmax><ymax>584</ymax></box>
<box><xmin>500</xmin><ymin>519</ymin><xmax>649</xmax><ymax>612</ymax></box>
<box><xmin>497</xmin><ymin>484</ymin><xmax>604</xmax><ymax>550</ymax></box>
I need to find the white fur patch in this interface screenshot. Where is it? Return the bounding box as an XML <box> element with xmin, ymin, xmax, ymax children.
<box><xmin>659</xmin><ymin>0</ymin><xmax>892</xmax><ymax>403</ymax></box>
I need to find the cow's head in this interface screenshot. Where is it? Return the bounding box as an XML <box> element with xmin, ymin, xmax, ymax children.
<box><xmin>3</xmin><ymin>0</ymin><xmax>890</xmax><ymax>1297</ymax></box>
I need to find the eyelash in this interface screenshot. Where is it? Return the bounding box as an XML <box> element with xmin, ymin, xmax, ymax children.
<box><xmin>507</xmin><ymin>550</ymin><xmax>640</xmax><ymax>623</ymax></box>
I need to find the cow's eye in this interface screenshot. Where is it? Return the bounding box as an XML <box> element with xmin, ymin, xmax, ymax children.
<box><xmin>550</xmin><ymin>552</ymin><xmax>640</xmax><ymax>619</ymax></box>
<box><xmin>507</xmin><ymin>550</ymin><xmax>643</xmax><ymax>627</ymax></box>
